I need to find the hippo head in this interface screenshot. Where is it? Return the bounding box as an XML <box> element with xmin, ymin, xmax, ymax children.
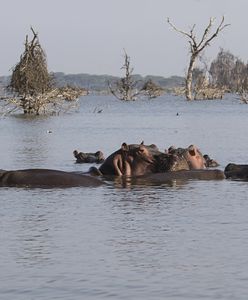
<box><xmin>130</xmin><ymin>143</ymin><xmax>155</xmax><ymax>163</ymax></box>
<box><xmin>119</xmin><ymin>142</ymin><xmax>204</xmax><ymax>175</ymax></box>
<box><xmin>185</xmin><ymin>145</ymin><xmax>206</xmax><ymax>169</ymax></box>
<box><xmin>153</xmin><ymin>152</ymin><xmax>186</xmax><ymax>172</ymax></box>
<box><xmin>166</xmin><ymin>147</ymin><xmax>190</xmax><ymax>171</ymax></box>
<box><xmin>203</xmin><ymin>154</ymin><xmax>219</xmax><ymax>168</ymax></box>
<box><xmin>98</xmin><ymin>142</ymin><xmax>206</xmax><ymax>177</ymax></box>
<box><xmin>98</xmin><ymin>142</ymin><xmax>132</xmax><ymax>176</ymax></box>
<box><xmin>106</xmin><ymin>141</ymin><xmax>168</xmax><ymax>176</ymax></box>
<box><xmin>124</xmin><ymin>142</ymin><xmax>192</xmax><ymax>175</ymax></box>
<box><xmin>95</xmin><ymin>151</ymin><xmax>105</xmax><ymax>163</ymax></box>
<box><xmin>167</xmin><ymin>145</ymin><xmax>206</xmax><ymax>170</ymax></box>
<box><xmin>124</xmin><ymin>142</ymin><xmax>156</xmax><ymax>176</ymax></box>
<box><xmin>73</xmin><ymin>150</ymin><xmax>80</xmax><ymax>158</ymax></box>
<box><xmin>224</xmin><ymin>163</ymin><xmax>248</xmax><ymax>179</ymax></box>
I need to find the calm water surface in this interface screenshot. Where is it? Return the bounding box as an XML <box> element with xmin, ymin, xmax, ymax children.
<box><xmin>1</xmin><ymin>94</ymin><xmax>248</xmax><ymax>299</ymax></box>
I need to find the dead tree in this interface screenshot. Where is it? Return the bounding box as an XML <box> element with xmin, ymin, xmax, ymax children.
<box><xmin>141</xmin><ymin>79</ymin><xmax>164</xmax><ymax>99</ymax></box>
<box><xmin>4</xmin><ymin>28</ymin><xmax>85</xmax><ymax>116</ymax></box>
<box><xmin>109</xmin><ymin>50</ymin><xmax>141</xmax><ymax>101</ymax></box>
<box><xmin>9</xmin><ymin>27</ymin><xmax>52</xmax><ymax>113</ymax></box>
<box><xmin>167</xmin><ymin>17</ymin><xmax>230</xmax><ymax>100</ymax></box>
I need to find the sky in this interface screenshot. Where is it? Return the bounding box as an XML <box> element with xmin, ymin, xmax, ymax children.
<box><xmin>1</xmin><ymin>0</ymin><xmax>247</xmax><ymax>77</ymax></box>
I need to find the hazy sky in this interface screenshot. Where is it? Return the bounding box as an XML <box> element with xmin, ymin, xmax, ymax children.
<box><xmin>1</xmin><ymin>0</ymin><xmax>247</xmax><ymax>77</ymax></box>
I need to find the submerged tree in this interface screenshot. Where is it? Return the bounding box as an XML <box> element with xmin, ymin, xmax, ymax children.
<box><xmin>208</xmin><ymin>48</ymin><xmax>248</xmax><ymax>103</ymax></box>
<box><xmin>209</xmin><ymin>49</ymin><xmax>235</xmax><ymax>90</ymax></box>
<box><xmin>167</xmin><ymin>17</ymin><xmax>230</xmax><ymax>100</ymax></box>
<box><xmin>109</xmin><ymin>50</ymin><xmax>164</xmax><ymax>100</ymax></box>
<box><xmin>209</xmin><ymin>48</ymin><xmax>248</xmax><ymax>92</ymax></box>
<box><xmin>141</xmin><ymin>79</ymin><xmax>164</xmax><ymax>99</ymax></box>
<box><xmin>109</xmin><ymin>50</ymin><xmax>141</xmax><ymax>101</ymax></box>
<box><xmin>10</xmin><ymin>27</ymin><xmax>51</xmax><ymax>99</ymax></box>
<box><xmin>3</xmin><ymin>28</ymin><xmax>85</xmax><ymax>115</ymax></box>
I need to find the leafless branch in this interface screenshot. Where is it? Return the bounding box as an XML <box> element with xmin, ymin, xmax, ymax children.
<box><xmin>167</xmin><ymin>16</ymin><xmax>230</xmax><ymax>100</ymax></box>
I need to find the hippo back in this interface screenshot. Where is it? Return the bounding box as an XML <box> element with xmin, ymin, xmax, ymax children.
<box><xmin>0</xmin><ymin>169</ymin><xmax>104</xmax><ymax>187</ymax></box>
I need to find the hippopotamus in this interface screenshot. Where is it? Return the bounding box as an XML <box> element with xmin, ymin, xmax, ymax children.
<box><xmin>224</xmin><ymin>163</ymin><xmax>248</xmax><ymax>180</ymax></box>
<box><xmin>167</xmin><ymin>145</ymin><xmax>206</xmax><ymax>170</ymax></box>
<box><xmin>98</xmin><ymin>142</ymin><xmax>179</xmax><ymax>176</ymax></box>
<box><xmin>0</xmin><ymin>169</ymin><xmax>104</xmax><ymax>188</ymax></box>
<box><xmin>98</xmin><ymin>143</ymin><xmax>132</xmax><ymax>176</ymax></box>
<box><xmin>98</xmin><ymin>142</ymin><xmax>211</xmax><ymax>177</ymax></box>
<box><xmin>203</xmin><ymin>154</ymin><xmax>220</xmax><ymax>168</ymax></box>
<box><xmin>73</xmin><ymin>150</ymin><xmax>105</xmax><ymax>164</ymax></box>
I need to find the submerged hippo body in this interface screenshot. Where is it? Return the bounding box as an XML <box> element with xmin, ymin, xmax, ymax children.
<box><xmin>73</xmin><ymin>150</ymin><xmax>105</xmax><ymax>164</ymax></box>
<box><xmin>0</xmin><ymin>169</ymin><xmax>104</xmax><ymax>188</ymax></box>
<box><xmin>224</xmin><ymin>163</ymin><xmax>248</xmax><ymax>180</ymax></box>
<box><xmin>143</xmin><ymin>169</ymin><xmax>225</xmax><ymax>182</ymax></box>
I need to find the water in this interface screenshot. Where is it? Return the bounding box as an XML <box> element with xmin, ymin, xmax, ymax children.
<box><xmin>1</xmin><ymin>94</ymin><xmax>248</xmax><ymax>299</ymax></box>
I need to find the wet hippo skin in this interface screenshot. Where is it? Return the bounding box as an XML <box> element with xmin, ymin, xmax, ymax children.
<box><xmin>0</xmin><ymin>169</ymin><xmax>104</xmax><ymax>187</ymax></box>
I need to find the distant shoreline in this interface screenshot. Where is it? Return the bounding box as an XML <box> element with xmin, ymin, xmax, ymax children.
<box><xmin>0</xmin><ymin>73</ymin><xmax>184</xmax><ymax>93</ymax></box>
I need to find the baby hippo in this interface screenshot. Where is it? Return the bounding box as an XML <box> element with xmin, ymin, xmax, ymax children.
<box><xmin>203</xmin><ymin>154</ymin><xmax>219</xmax><ymax>168</ymax></box>
<box><xmin>73</xmin><ymin>150</ymin><xmax>105</xmax><ymax>164</ymax></box>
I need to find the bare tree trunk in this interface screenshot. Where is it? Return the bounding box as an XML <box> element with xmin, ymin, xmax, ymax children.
<box><xmin>186</xmin><ymin>54</ymin><xmax>197</xmax><ymax>100</ymax></box>
<box><xmin>167</xmin><ymin>17</ymin><xmax>230</xmax><ymax>100</ymax></box>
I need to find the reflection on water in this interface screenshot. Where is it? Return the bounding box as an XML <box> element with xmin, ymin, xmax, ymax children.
<box><xmin>1</xmin><ymin>95</ymin><xmax>248</xmax><ymax>299</ymax></box>
<box><xmin>104</xmin><ymin>174</ymin><xmax>189</xmax><ymax>189</ymax></box>
<box><xmin>16</xmin><ymin>212</ymin><xmax>52</xmax><ymax>266</ymax></box>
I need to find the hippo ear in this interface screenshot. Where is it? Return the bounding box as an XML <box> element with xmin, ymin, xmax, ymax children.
<box><xmin>138</xmin><ymin>144</ymin><xmax>146</xmax><ymax>153</ymax></box>
<box><xmin>140</xmin><ymin>141</ymin><xmax>144</xmax><ymax>145</ymax></box>
<box><xmin>121</xmin><ymin>143</ymin><xmax>129</xmax><ymax>151</ymax></box>
<box><xmin>168</xmin><ymin>146</ymin><xmax>176</xmax><ymax>153</ymax></box>
<box><xmin>188</xmin><ymin>145</ymin><xmax>196</xmax><ymax>156</ymax></box>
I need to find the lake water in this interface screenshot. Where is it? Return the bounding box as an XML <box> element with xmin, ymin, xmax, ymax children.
<box><xmin>1</xmin><ymin>94</ymin><xmax>248</xmax><ymax>300</ymax></box>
